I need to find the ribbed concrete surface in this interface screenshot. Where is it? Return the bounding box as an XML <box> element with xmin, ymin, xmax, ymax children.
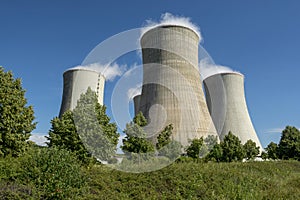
<box><xmin>59</xmin><ymin>68</ymin><xmax>105</xmax><ymax>117</ymax></box>
<box><xmin>139</xmin><ymin>25</ymin><xmax>218</xmax><ymax>146</ymax></box>
<box><xmin>133</xmin><ymin>95</ymin><xmax>141</xmax><ymax>116</ymax></box>
<box><xmin>204</xmin><ymin>72</ymin><xmax>263</xmax><ymax>150</ymax></box>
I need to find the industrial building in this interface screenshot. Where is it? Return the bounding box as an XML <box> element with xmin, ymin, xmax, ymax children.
<box><xmin>59</xmin><ymin>68</ymin><xmax>105</xmax><ymax>117</ymax></box>
<box><xmin>137</xmin><ymin>25</ymin><xmax>218</xmax><ymax>146</ymax></box>
<box><xmin>59</xmin><ymin>24</ymin><xmax>262</xmax><ymax>149</ymax></box>
<box><xmin>203</xmin><ymin>72</ymin><xmax>263</xmax><ymax>149</ymax></box>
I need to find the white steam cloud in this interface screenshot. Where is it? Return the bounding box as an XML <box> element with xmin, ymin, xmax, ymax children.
<box><xmin>127</xmin><ymin>84</ymin><xmax>142</xmax><ymax>100</ymax></box>
<box><xmin>141</xmin><ymin>13</ymin><xmax>202</xmax><ymax>41</ymax></box>
<box><xmin>200</xmin><ymin>59</ymin><xmax>238</xmax><ymax>80</ymax></box>
<box><xmin>71</xmin><ymin>63</ymin><xmax>127</xmax><ymax>81</ymax></box>
<box><xmin>29</xmin><ymin>134</ymin><xmax>48</xmax><ymax>146</ymax></box>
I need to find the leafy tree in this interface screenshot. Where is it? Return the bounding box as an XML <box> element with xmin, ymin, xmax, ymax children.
<box><xmin>265</xmin><ymin>142</ymin><xmax>278</xmax><ymax>160</ymax></box>
<box><xmin>156</xmin><ymin>124</ymin><xmax>182</xmax><ymax>159</ymax></box>
<box><xmin>261</xmin><ymin>151</ymin><xmax>268</xmax><ymax>160</ymax></box>
<box><xmin>121</xmin><ymin>112</ymin><xmax>155</xmax><ymax>154</ymax></box>
<box><xmin>204</xmin><ymin>135</ymin><xmax>218</xmax><ymax>152</ymax></box>
<box><xmin>47</xmin><ymin>111</ymin><xmax>91</xmax><ymax>163</ymax></box>
<box><xmin>200</xmin><ymin>135</ymin><xmax>219</xmax><ymax>157</ymax></box>
<box><xmin>186</xmin><ymin>138</ymin><xmax>204</xmax><ymax>158</ymax></box>
<box><xmin>47</xmin><ymin>87</ymin><xmax>119</xmax><ymax>162</ymax></box>
<box><xmin>277</xmin><ymin>126</ymin><xmax>300</xmax><ymax>160</ymax></box>
<box><xmin>156</xmin><ymin>124</ymin><xmax>173</xmax><ymax>150</ymax></box>
<box><xmin>0</xmin><ymin>67</ymin><xmax>36</xmax><ymax>157</ymax></box>
<box><xmin>220</xmin><ymin>131</ymin><xmax>245</xmax><ymax>162</ymax></box>
<box><xmin>133</xmin><ymin>111</ymin><xmax>147</xmax><ymax>127</ymax></box>
<box><xmin>243</xmin><ymin>139</ymin><xmax>260</xmax><ymax>160</ymax></box>
<box><xmin>206</xmin><ymin>143</ymin><xmax>223</xmax><ymax>162</ymax></box>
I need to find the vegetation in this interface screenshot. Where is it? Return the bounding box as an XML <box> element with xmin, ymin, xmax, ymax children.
<box><xmin>0</xmin><ymin>147</ymin><xmax>87</xmax><ymax>199</ymax></box>
<box><xmin>243</xmin><ymin>139</ymin><xmax>260</xmax><ymax>160</ymax></box>
<box><xmin>265</xmin><ymin>142</ymin><xmax>278</xmax><ymax>159</ymax></box>
<box><xmin>277</xmin><ymin>126</ymin><xmax>300</xmax><ymax>160</ymax></box>
<box><xmin>263</xmin><ymin>126</ymin><xmax>300</xmax><ymax>160</ymax></box>
<box><xmin>1</xmin><ymin>67</ymin><xmax>300</xmax><ymax>199</ymax></box>
<box><xmin>156</xmin><ymin>124</ymin><xmax>182</xmax><ymax>159</ymax></box>
<box><xmin>186</xmin><ymin>137</ymin><xmax>204</xmax><ymax>158</ymax></box>
<box><xmin>47</xmin><ymin>87</ymin><xmax>119</xmax><ymax>163</ymax></box>
<box><xmin>1</xmin><ymin>156</ymin><xmax>300</xmax><ymax>199</ymax></box>
<box><xmin>121</xmin><ymin>112</ymin><xmax>155</xmax><ymax>154</ymax></box>
<box><xmin>0</xmin><ymin>67</ymin><xmax>36</xmax><ymax>157</ymax></box>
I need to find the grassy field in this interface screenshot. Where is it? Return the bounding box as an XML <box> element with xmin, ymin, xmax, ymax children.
<box><xmin>82</xmin><ymin>161</ymin><xmax>300</xmax><ymax>200</ymax></box>
<box><xmin>1</xmin><ymin>154</ymin><xmax>300</xmax><ymax>199</ymax></box>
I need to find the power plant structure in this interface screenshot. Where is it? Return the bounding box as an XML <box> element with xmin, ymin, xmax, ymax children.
<box><xmin>58</xmin><ymin>23</ymin><xmax>262</xmax><ymax>150</ymax></box>
<box><xmin>59</xmin><ymin>68</ymin><xmax>105</xmax><ymax>117</ymax></box>
<box><xmin>203</xmin><ymin>72</ymin><xmax>263</xmax><ymax>149</ymax></box>
<box><xmin>133</xmin><ymin>94</ymin><xmax>141</xmax><ymax>116</ymax></box>
<box><xmin>136</xmin><ymin>25</ymin><xmax>218</xmax><ymax>146</ymax></box>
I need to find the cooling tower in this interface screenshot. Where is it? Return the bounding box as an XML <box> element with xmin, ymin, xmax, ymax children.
<box><xmin>133</xmin><ymin>95</ymin><xmax>141</xmax><ymax>116</ymax></box>
<box><xmin>203</xmin><ymin>72</ymin><xmax>262</xmax><ymax>149</ymax></box>
<box><xmin>59</xmin><ymin>68</ymin><xmax>105</xmax><ymax>117</ymax></box>
<box><xmin>139</xmin><ymin>25</ymin><xmax>218</xmax><ymax>146</ymax></box>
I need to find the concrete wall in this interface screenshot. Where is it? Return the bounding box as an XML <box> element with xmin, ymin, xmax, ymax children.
<box><xmin>59</xmin><ymin>68</ymin><xmax>105</xmax><ymax>117</ymax></box>
<box><xmin>204</xmin><ymin>72</ymin><xmax>263</xmax><ymax>150</ymax></box>
<box><xmin>139</xmin><ymin>25</ymin><xmax>218</xmax><ymax>146</ymax></box>
<box><xmin>133</xmin><ymin>95</ymin><xmax>141</xmax><ymax>116</ymax></box>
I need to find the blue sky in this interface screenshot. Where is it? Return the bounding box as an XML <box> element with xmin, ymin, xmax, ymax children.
<box><xmin>1</xmin><ymin>0</ymin><xmax>300</xmax><ymax>148</ymax></box>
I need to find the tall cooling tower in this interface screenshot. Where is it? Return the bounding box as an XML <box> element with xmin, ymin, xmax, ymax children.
<box><xmin>59</xmin><ymin>68</ymin><xmax>105</xmax><ymax>117</ymax></box>
<box><xmin>133</xmin><ymin>95</ymin><xmax>141</xmax><ymax>116</ymax></box>
<box><xmin>203</xmin><ymin>72</ymin><xmax>262</xmax><ymax>149</ymax></box>
<box><xmin>139</xmin><ymin>25</ymin><xmax>218</xmax><ymax>146</ymax></box>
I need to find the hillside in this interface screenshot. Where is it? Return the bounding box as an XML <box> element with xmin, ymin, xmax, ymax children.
<box><xmin>1</xmin><ymin>158</ymin><xmax>300</xmax><ymax>199</ymax></box>
<box><xmin>82</xmin><ymin>161</ymin><xmax>300</xmax><ymax>200</ymax></box>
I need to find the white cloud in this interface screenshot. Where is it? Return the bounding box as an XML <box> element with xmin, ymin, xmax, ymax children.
<box><xmin>141</xmin><ymin>12</ymin><xmax>202</xmax><ymax>41</ymax></box>
<box><xmin>200</xmin><ymin>59</ymin><xmax>237</xmax><ymax>80</ymax></box>
<box><xmin>264</xmin><ymin>127</ymin><xmax>300</xmax><ymax>134</ymax></box>
<box><xmin>264</xmin><ymin>128</ymin><xmax>283</xmax><ymax>134</ymax></box>
<box><xmin>29</xmin><ymin>133</ymin><xmax>48</xmax><ymax>146</ymax></box>
<box><xmin>127</xmin><ymin>84</ymin><xmax>142</xmax><ymax>100</ymax></box>
<box><xmin>71</xmin><ymin>62</ymin><xmax>127</xmax><ymax>81</ymax></box>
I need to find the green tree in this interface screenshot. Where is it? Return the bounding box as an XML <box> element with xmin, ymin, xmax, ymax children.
<box><xmin>204</xmin><ymin>135</ymin><xmax>218</xmax><ymax>152</ymax></box>
<box><xmin>47</xmin><ymin>87</ymin><xmax>119</xmax><ymax>162</ymax></box>
<box><xmin>133</xmin><ymin>111</ymin><xmax>147</xmax><ymax>127</ymax></box>
<box><xmin>265</xmin><ymin>142</ymin><xmax>278</xmax><ymax>160</ymax></box>
<box><xmin>261</xmin><ymin>151</ymin><xmax>268</xmax><ymax>160</ymax></box>
<box><xmin>47</xmin><ymin>111</ymin><xmax>91</xmax><ymax>163</ymax></box>
<box><xmin>243</xmin><ymin>139</ymin><xmax>260</xmax><ymax>160</ymax></box>
<box><xmin>0</xmin><ymin>67</ymin><xmax>36</xmax><ymax>157</ymax></box>
<box><xmin>156</xmin><ymin>124</ymin><xmax>173</xmax><ymax>150</ymax></box>
<box><xmin>277</xmin><ymin>126</ymin><xmax>300</xmax><ymax>160</ymax></box>
<box><xmin>156</xmin><ymin>124</ymin><xmax>182</xmax><ymax>159</ymax></box>
<box><xmin>220</xmin><ymin>131</ymin><xmax>245</xmax><ymax>162</ymax></box>
<box><xmin>186</xmin><ymin>138</ymin><xmax>204</xmax><ymax>159</ymax></box>
<box><xmin>206</xmin><ymin>143</ymin><xmax>223</xmax><ymax>162</ymax></box>
<box><xmin>121</xmin><ymin>112</ymin><xmax>154</xmax><ymax>154</ymax></box>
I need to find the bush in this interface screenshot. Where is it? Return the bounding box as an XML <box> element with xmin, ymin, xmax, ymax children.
<box><xmin>19</xmin><ymin>147</ymin><xmax>87</xmax><ymax>199</ymax></box>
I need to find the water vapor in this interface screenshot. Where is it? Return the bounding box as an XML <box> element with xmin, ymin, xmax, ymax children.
<box><xmin>71</xmin><ymin>63</ymin><xmax>127</xmax><ymax>81</ymax></box>
<box><xmin>127</xmin><ymin>84</ymin><xmax>142</xmax><ymax>100</ymax></box>
<box><xmin>141</xmin><ymin>13</ymin><xmax>202</xmax><ymax>41</ymax></box>
<box><xmin>200</xmin><ymin>59</ymin><xmax>237</xmax><ymax>80</ymax></box>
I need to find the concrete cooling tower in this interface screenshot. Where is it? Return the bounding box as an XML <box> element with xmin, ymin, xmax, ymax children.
<box><xmin>203</xmin><ymin>72</ymin><xmax>262</xmax><ymax>149</ymax></box>
<box><xmin>59</xmin><ymin>68</ymin><xmax>105</xmax><ymax>117</ymax></box>
<box><xmin>138</xmin><ymin>25</ymin><xmax>218</xmax><ymax>146</ymax></box>
<box><xmin>133</xmin><ymin>95</ymin><xmax>141</xmax><ymax>116</ymax></box>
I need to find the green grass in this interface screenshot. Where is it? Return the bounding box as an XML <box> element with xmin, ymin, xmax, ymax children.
<box><xmin>81</xmin><ymin>160</ymin><xmax>300</xmax><ymax>200</ymax></box>
<box><xmin>1</xmin><ymin>156</ymin><xmax>300</xmax><ymax>199</ymax></box>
